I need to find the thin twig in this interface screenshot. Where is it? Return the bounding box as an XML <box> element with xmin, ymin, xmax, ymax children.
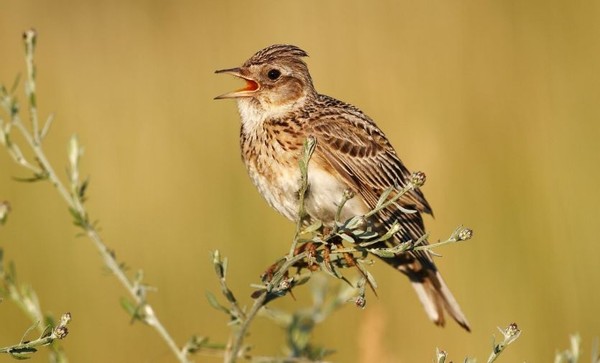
<box><xmin>23</xmin><ymin>30</ymin><xmax>40</xmax><ymax>145</ymax></box>
<box><xmin>487</xmin><ymin>323</ymin><xmax>521</xmax><ymax>363</ymax></box>
<box><xmin>224</xmin><ymin>252</ymin><xmax>308</xmax><ymax>363</ymax></box>
<box><xmin>289</xmin><ymin>136</ymin><xmax>317</xmax><ymax>257</ymax></box>
<box><xmin>0</xmin><ymin>250</ymin><xmax>68</xmax><ymax>361</ymax></box>
<box><xmin>0</xmin><ymin>29</ymin><xmax>190</xmax><ymax>363</ymax></box>
<box><xmin>0</xmin><ymin>312</ymin><xmax>71</xmax><ymax>360</ymax></box>
<box><xmin>224</xmin><ymin>290</ymin><xmax>266</xmax><ymax>363</ymax></box>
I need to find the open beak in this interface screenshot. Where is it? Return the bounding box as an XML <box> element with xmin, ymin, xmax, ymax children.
<box><xmin>214</xmin><ymin>67</ymin><xmax>259</xmax><ymax>99</ymax></box>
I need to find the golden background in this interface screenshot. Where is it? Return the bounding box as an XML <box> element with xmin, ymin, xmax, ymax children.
<box><xmin>1</xmin><ymin>1</ymin><xmax>599</xmax><ymax>362</ymax></box>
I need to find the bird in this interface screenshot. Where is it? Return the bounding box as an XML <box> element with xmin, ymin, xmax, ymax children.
<box><xmin>215</xmin><ymin>44</ymin><xmax>470</xmax><ymax>331</ymax></box>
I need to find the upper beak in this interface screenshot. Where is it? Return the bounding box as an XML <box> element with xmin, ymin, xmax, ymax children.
<box><xmin>214</xmin><ymin>67</ymin><xmax>260</xmax><ymax>100</ymax></box>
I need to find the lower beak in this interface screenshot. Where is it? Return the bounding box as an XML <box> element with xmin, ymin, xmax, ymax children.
<box><xmin>214</xmin><ymin>67</ymin><xmax>259</xmax><ymax>99</ymax></box>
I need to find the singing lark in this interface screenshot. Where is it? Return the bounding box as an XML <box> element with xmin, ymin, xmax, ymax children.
<box><xmin>215</xmin><ymin>44</ymin><xmax>470</xmax><ymax>331</ymax></box>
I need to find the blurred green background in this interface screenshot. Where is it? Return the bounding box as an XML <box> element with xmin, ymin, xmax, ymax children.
<box><xmin>1</xmin><ymin>0</ymin><xmax>599</xmax><ymax>362</ymax></box>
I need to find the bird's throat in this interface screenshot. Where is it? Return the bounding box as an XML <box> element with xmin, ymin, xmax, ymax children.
<box><xmin>236</xmin><ymin>98</ymin><xmax>267</xmax><ymax>136</ymax></box>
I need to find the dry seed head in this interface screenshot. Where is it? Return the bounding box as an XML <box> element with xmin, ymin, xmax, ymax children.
<box><xmin>458</xmin><ymin>228</ymin><xmax>473</xmax><ymax>241</ymax></box>
<box><xmin>53</xmin><ymin>326</ymin><xmax>69</xmax><ymax>339</ymax></box>
<box><xmin>355</xmin><ymin>295</ymin><xmax>366</xmax><ymax>309</ymax></box>
<box><xmin>410</xmin><ymin>171</ymin><xmax>426</xmax><ymax>188</ymax></box>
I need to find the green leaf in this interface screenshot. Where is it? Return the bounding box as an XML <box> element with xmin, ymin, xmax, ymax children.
<box><xmin>8</xmin><ymin>260</ymin><xmax>17</xmax><ymax>284</ymax></box>
<box><xmin>372</xmin><ymin>222</ymin><xmax>401</xmax><ymax>242</ymax></box>
<box><xmin>184</xmin><ymin>335</ymin><xmax>210</xmax><ymax>354</ymax></box>
<box><xmin>211</xmin><ymin>250</ymin><xmax>228</xmax><ymax>279</ymax></box>
<box><xmin>68</xmin><ymin>207</ymin><xmax>88</xmax><ymax>228</ymax></box>
<box><xmin>375</xmin><ymin>186</ymin><xmax>394</xmax><ymax>209</ymax></box>
<box><xmin>10</xmin><ymin>73</ymin><xmax>22</xmax><ymax>94</ymax></box>
<box><xmin>356</xmin><ymin>263</ymin><xmax>377</xmax><ymax>290</ymax></box>
<box><xmin>338</xmin><ymin>233</ymin><xmax>355</xmax><ymax>243</ymax></box>
<box><xmin>392</xmin><ymin>202</ymin><xmax>417</xmax><ymax>214</ymax></box>
<box><xmin>294</xmin><ymin>274</ymin><xmax>312</xmax><ymax>287</ymax></box>
<box><xmin>9</xmin><ymin>346</ymin><xmax>37</xmax><ymax>360</ymax></box>
<box><xmin>319</xmin><ymin>260</ymin><xmax>342</xmax><ymax>279</ymax></box>
<box><xmin>356</xmin><ymin>231</ymin><xmax>378</xmax><ymax>240</ymax></box>
<box><xmin>343</xmin><ymin>215</ymin><xmax>364</xmax><ymax>230</ymax></box>
<box><xmin>205</xmin><ymin>291</ymin><xmax>230</xmax><ymax>315</ymax></box>
<box><xmin>119</xmin><ymin>297</ymin><xmax>145</xmax><ymax>323</ymax></box>
<box><xmin>40</xmin><ymin>114</ymin><xmax>54</xmax><ymax>139</ymax></box>
<box><xmin>368</xmin><ymin>248</ymin><xmax>396</xmax><ymax>258</ymax></box>
<box><xmin>119</xmin><ymin>297</ymin><xmax>136</xmax><ymax>316</ymax></box>
<box><xmin>78</xmin><ymin>177</ymin><xmax>90</xmax><ymax>201</ymax></box>
<box><xmin>302</xmin><ymin>220</ymin><xmax>322</xmax><ymax>234</ymax></box>
<box><xmin>12</xmin><ymin>172</ymin><xmax>48</xmax><ymax>183</ymax></box>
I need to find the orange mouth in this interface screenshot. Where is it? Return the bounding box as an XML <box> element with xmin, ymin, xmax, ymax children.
<box><xmin>214</xmin><ymin>67</ymin><xmax>259</xmax><ymax>99</ymax></box>
<box><xmin>240</xmin><ymin>79</ymin><xmax>259</xmax><ymax>92</ymax></box>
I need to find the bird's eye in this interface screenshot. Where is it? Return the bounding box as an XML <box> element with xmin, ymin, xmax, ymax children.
<box><xmin>267</xmin><ymin>69</ymin><xmax>281</xmax><ymax>80</ymax></box>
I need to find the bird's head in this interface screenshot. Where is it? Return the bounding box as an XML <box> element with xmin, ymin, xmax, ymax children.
<box><xmin>215</xmin><ymin>45</ymin><xmax>316</xmax><ymax>114</ymax></box>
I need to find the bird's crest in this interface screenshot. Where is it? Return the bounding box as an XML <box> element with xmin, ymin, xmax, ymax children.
<box><xmin>244</xmin><ymin>44</ymin><xmax>309</xmax><ymax>67</ymax></box>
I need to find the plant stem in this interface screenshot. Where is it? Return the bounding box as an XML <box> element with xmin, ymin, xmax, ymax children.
<box><xmin>289</xmin><ymin>137</ymin><xmax>316</xmax><ymax>257</ymax></box>
<box><xmin>1</xmin><ymin>29</ymin><xmax>190</xmax><ymax>363</ymax></box>
<box><xmin>225</xmin><ymin>291</ymin><xmax>266</xmax><ymax>363</ymax></box>
<box><xmin>225</xmin><ymin>252</ymin><xmax>308</xmax><ymax>363</ymax></box>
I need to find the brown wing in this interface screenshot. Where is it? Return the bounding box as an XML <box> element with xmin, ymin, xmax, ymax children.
<box><xmin>306</xmin><ymin>98</ymin><xmax>470</xmax><ymax>331</ymax></box>
<box><xmin>309</xmin><ymin>115</ymin><xmax>431</xmax><ymax>216</ymax></box>
<box><xmin>307</xmin><ymin>109</ymin><xmax>432</xmax><ymax>238</ymax></box>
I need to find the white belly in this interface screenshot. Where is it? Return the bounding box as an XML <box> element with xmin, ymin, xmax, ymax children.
<box><xmin>247</xmin><ymin>160</ymin><xmax>368</xmax><ymax>225</ymax></box>
<box><xmin>305</xmin><ymin>166</ymin><xmax>368</xmax><ymax>223</ymax></box>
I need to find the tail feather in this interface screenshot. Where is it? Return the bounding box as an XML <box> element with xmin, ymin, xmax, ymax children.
<box><xmin>410</xmin><ymin>280</ymin><xmax>445</xmax><ymax>325</ymax></box>
<box><xmin>407</xmin><ymin>269</ymin><xmax>471</xmax><ymax>331</ymax></box>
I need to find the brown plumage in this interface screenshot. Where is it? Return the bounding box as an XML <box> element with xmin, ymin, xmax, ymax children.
<box><xmin>215</xmin><ymin>44</ymin><xmax>470</xmax><ymax>331</ymax></box>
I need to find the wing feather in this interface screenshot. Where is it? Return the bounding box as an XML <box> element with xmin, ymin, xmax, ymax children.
<box><xmin>303</xmin><ymin>95</ymin><xmax>470</xmax><ymax>330</ymax></box>
<box><xmin>308</xmin><ymin>111</ymin><xmax>432</xmax><ymax>230</ymax></box>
